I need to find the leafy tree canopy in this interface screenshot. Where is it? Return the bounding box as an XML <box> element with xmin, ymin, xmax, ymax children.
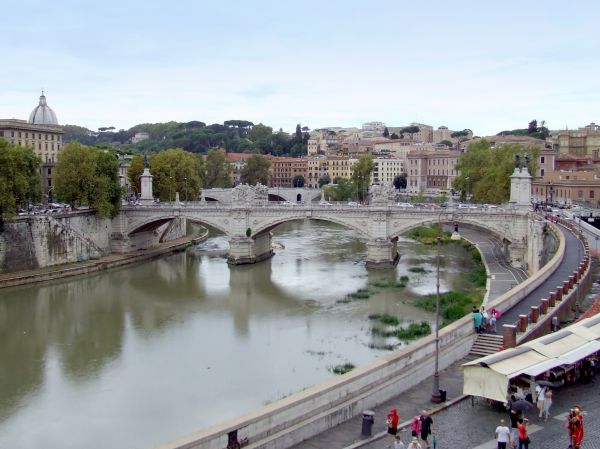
<box><xmin>149</xmin><ymin>148</ymin><xmax>203</xmax><ymax>201</ymax></box>
<box><xmin>204</xmin><ymin>148</ymin><xmax>232</xmax><ymax>188</ymax></box>
<box><xmin>292</xmin><ymin>175</ymin><xmax>305</xmax><ymax>188</ymax></box>
<box><xmin>128</xmin><ymin>154</ymin><xmax>145</xmax><ymax>195</ymax></box>
<box><xmin>318</xmin><ymin>174</ymin><xmax>331</xmax><ymax>187</ymax></box>
<box><xmin>393</xmin><ymin>173</ymin><xmax>407</xmax><ymax>190</ymax></box>
<box><xmin>241</xmin><ymin>154</ymin><xmax>270</xmax><ymax>185</ymax></box>
<box><xmin>453</xmin><ymin>139</ymin><xmax>540</xmax><ymax>204</ymax></box>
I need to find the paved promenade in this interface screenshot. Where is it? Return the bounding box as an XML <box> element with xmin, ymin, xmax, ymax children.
<box><xmin>293</xmin><ymin>223</ymin><xmax>589</xmax><ymax>449</ymax></box>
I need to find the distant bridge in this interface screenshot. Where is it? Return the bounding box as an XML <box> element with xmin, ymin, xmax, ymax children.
<box><xmin>111</xmin><ymin>186</ymin><xmax>543</xmax><ymax>270</ymax></box>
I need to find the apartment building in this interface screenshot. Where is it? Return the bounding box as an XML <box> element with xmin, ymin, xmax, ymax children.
<box><xmin>269</xmin><ymin>157</ymin><xmax>308</xmax><ymax>188</ymax></box>
<box><xmin>372</xmin><ymin>157</ymin><xmax>404</xmax><ymax>185</ymax></box>
<box><xmin>556</xmin><ymin>123</ymin><xmax>600</xmax><ymax>157</ymax></box>
<box><xmin>406</xmin><ymin>149</ymin><xmax>461</xmax><ymax>193</ymax></box>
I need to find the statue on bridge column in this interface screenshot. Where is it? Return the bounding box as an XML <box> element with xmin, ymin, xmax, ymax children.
<box><xmin>514</xmin><ymin>153</ymin><xmax>521</xmax><ymax>170</ymax></box>
<box><xmin>370</xmin><ymin>183</ymin><xmax>394</xmax><ymax>206</ymax></box>
<box><xmin>231</xmin><ymin>184</ymin><xmax>255</xmax><ymax>207</ymax></box>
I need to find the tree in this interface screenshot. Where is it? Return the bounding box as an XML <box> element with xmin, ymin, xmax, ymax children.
<box><xmin>241</xmin><ymin>154</ymin><xmax>270</xmax><ymax>185</ymax></box>
<box><xmin>248</xmin><ymin>123</ymin><xmax>273</xmax><ymax>143</ymax></box>
<box><xmin>453</xmin><ymin>139</ymin><xmax>540</xmax><ymax>203</ymax></box>
<box><xmin>393</xmin><ymin>173</ymin><xmax>407</xmax><ymax>190</ymax></box>
<box><xmin>55</xmin><ymin>143</ymin><xmax>122</xmax><ymax>218</ymax></box>
<box><xmin>0</xmin><ymin>140</ymin><xmax>41</xmax><ymax>225</ymax></box>
<box><xmin>450</xmin><ymin>129</ymin><xmax>471</xmax><ymax>151</ymax></box>
<box><xmin>292</xmin><ymin>175</ymin><xmax>305</xmax><ymax>188</ymax></box>
<box><xmin>528</xmin><ymin>120</ymin><xmax>538</xmax><ymax>134</ymax></box>
<box><xmin>351</xmin><ymin>155</ymin><xmax>374</xmax><ymax>202</ymax></box>
<box><xmin>383</xmin><ymin>127</ymin><xmax>390</xmax><ymax>138</ymax></box>
<box><xmin>128</xmin><ymin>154</ymin><xmax>145</xmax><ymax>195</ymax></box>
<box><xmin>390</xmin><ymin>133</ymin><xmax>400</xmax><ymax>140</ymax></box>
<box><xmin>323</xmin><ymin>177</ymin><xmax>355</xmax><ymax>201</ymax></box>
<box><xmin>295</xmin><ymin>124</ymin><xmax>302</xmax><ymax>142</ymax></box>
<box><xmin>149</xmin><ymin>148</ymin><xmax>203</xmax><ymax>201</ymax></box>
<box><xmin>203</xmin><ymin>148</ymin><xmax>232</xmax><ymax>188</ymax></box>
<box><xmin>318</xmin><ymin>174</ymin><xmax>331</xmax><ymax>187</ymax></box>
<box><xmin>401</xmin><ymin>126</ymin><xmax>420</xmax><ymax>140</ymax></box>
<box><xmin>439</xmin><ymin>139</ymin><xmax>453</xmax><ymax>147</ymax></box>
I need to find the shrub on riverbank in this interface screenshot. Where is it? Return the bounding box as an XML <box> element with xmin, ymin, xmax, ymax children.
<box><xmin>371</xmin><ymin>275</ymin><xmax>410</xmax><ymax>289</ymax></box>
<box><xmin>414</xmin><ymin>291</ymin><xmax>481</xmax><ymax>325</ymax></box>
<box><xmin>395</xmin><ymin>321</ymin><xmax>431</xmax><ymax>340</ymax></box>
<box><xmin>407</xmin><ymin>224</ymin><xmax>452</xmax><ymax>245</ymax></box>
<box><xmin>332</xmin><ymin>363</ymin><xmax>355</xmax><ymax>375</ymax></box>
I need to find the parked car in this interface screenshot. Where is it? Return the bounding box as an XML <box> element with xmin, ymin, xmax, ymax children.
<box><xmin>319</xmin><ymin>201</ymin><xmax>333</xmax><ymax>206</ymax></box>
<box><xmin>347</xmin><ymin>201</ymin><xmax>359</xmax><ymax>207</ymax></box>
<box><xmin>396</xmin><ymin>202</ymin><xmax>414</xmax><ymax>208</ymax></box>
<box><xmin>282</xmin><ymin>201</ymin><xmax>297</xmax><ymax>206</ymax></box>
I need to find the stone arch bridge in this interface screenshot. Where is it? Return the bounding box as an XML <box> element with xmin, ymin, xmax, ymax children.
<box><xmin>111</xmin><ymin>185</ymin><xmax>543</xmax><ymax>271</ymax></box>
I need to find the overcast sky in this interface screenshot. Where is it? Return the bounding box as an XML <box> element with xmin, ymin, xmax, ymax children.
<box><xmin>2</xmin><ymin>0</ymin><xmax>599</xmax><ymax>136</ymax></box>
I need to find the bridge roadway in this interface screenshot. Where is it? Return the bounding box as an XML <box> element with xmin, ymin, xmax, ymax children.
<box><xmin>289</xmin><ymin>220</ymin><xmax>586</xmax><ymax>449</ymax></box>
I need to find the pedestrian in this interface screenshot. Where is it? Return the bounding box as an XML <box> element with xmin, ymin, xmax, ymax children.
<box><xmin>393</xmin><ymin>435</ymin><xmax>406</xmax><ymax>449</ymax></box>
<box><xmin>509</xmin><ymin>408</ymin><xmax>522</xmax><ymax>449</ymax></box>
<box><xmin>481</xmin><ymin>306</ymin><xmax>490</xmax><ymax>332</ymax></box>
<box><xmin>387</xmin><ymin>408</ymin><xmax>400</xmax><ymax>448</ymax></box>
<box><xmin>472</xmin><ymin>308</ymin><xmax>483</xmax><ymax>333</ymax></box>
<box><xmin>536</xmin><ymin>385</ymin><xmax>546</xmax><ymax>419</ymax></box>
<box><xmin>567</xmin><ymin>407</ymin><xmax>584</xmax><ymax>449</ymax></box>
<box><xmin>489</xmin><ymin>308</ymin><xmax>497</xmax><ymax>333</ymax></box>
<box><xmin>541</xmin><ymin>387</ymin><xmax>552</xmax><ymax>421</ymax></box>
<box><xmin>495</xmin><ymin>418</ymin><xmax>512</xmax><ymax>449</ymax></box>
<box><xmin>410</xmin><ymin>415</ymin><xmax>421</xmax><ymax>437</ymax></box>
<box><xmin>407</xmin><ymin>436</ymin><xmax>422</xmax><ymax>449</ymax></box>
<box><xmin>419</xmin><ymin>410</ymin><xmax>434</xmax><ymax>449</ymax></box>
<box><xmin>517</xmin><ymin>418</ymin><xmax>530</xmax><ymax>449</ymax></box>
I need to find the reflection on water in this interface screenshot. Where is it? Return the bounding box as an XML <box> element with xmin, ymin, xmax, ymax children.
<box><xmin>0</xmin><ymin>220</ymin><xmax>478</xmax><ymax>449</ymax></box>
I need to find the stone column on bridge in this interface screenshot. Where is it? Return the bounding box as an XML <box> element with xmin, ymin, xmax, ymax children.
<box><xmin>140</xmin><ymin>167</ymin><xmax>154</xmax><ymax>205</ymax></box>
<box><xmin>228</xmin><ymin>233</ymin><xmax>274</xmax><ymax>265</ymax></box>
<box><xmin>509</xmin><ymin>154</ymin><xmax>532</xmax><ymax>210</ymax></box>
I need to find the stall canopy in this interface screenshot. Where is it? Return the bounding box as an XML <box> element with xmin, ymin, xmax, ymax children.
<box><xmin>463</xmin><ymin>314</ymin><xmax>600</xmax><ymax>402</ymax></box>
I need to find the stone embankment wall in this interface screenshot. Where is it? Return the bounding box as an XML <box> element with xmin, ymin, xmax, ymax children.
<box><xmin>0</xmin><ymin>212</ymin><xmax>112</xmax><ymax>272</ymax></box>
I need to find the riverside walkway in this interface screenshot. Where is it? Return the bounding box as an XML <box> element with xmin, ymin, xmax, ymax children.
<box><xmin>292</xmin><ymin>221</ymin><xmax>587</xmax><ymax>449</ymax></box>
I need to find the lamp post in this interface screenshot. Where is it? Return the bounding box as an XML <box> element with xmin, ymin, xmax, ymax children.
<box><xmin>169</xmin><ymin>175</ymin><xmax>173</xmax><ymax>202</ymax></box>
<box><xmin>431</xmin><ymin>211</ymin><xmax>442</xmax><ymax>403</ymax></box>
<box><xmin>184</xmin><ymin>176</ymin><xmax>188</xmax><ymax>202</ymax></box>
<box><xmin>465</xmin><ymin>176</ymin><xmax>470</xmax><ymax>204</ymax></box>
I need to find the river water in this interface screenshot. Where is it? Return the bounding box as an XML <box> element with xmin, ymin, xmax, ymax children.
<box><xmin>0</xmin><ymin>220</ymin><xmax>478</xmax><ymax>449</ymax></box>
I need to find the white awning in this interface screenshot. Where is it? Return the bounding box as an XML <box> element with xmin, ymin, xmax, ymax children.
<box><xmin>463</xmin><ymin>315</ymin><xmax>600</xmax><ymax>402</ymax></box>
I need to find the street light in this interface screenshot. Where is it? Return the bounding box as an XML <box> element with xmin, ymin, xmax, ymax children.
<box><xmin>184</xmin><ymin>176</ymin><xmax>188</xmax><ymax>202</ymax></box>
<box><xmin>431</xmin><ymin>211</ymin><xmax>443</xmax><ymax>403</ymax></box>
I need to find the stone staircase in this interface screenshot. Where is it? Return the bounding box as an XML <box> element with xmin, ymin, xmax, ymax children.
<box><xmin>469</xmin><ymin>333</ymin><xmax>504</xmax><ymax>357</ymax></box>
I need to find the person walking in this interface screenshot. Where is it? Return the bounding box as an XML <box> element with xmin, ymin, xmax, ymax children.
<box><xmin>509</xmin><ymin>408</ymin><xmax>522</xmax><ymax>449</ymax></box>
<box><xmin>481</xmin><ymin>306</ymin><xmax>490</xmax><ymax>332</ymax></box>
<box><xmin>407</xmin><ymin>436</ymin><xmax>422</xmax><ymax>449</ymax></box>
<box><xmin>495</xmin><ymin>418</ymin><xmax>512</xmax><ymax>449</ymax></box>
<box><xmin>472</xmin><ymin>308</ymin><xmax>483</xmax><ymax>333</ymax></box>
<box><xmin>419</xmin><ymin>410</ymin><xmax>434</xmax><ymax>449</ymax></box>
<box><xmin>517</xmin><ymin>418</ymin><xmax>530</xmax><ymax>449</ymax></box>
<box><xmin>386</xmin><ymin>408</ymin><xmax>400</xmax><ymax>448</ymax></box>
<box><xmin>393</xmin><ymin>435</ymin><xmax>406</xmax><ymax>449</ymax></box>
<box><xmin>536</xmin><ymin>385</ymin><xmax>546</xmax><ymax>419</ymax></box>
<box><xmin>542</xmin><ymin>387</ymin><xmax>553</xmax><ymax>421</ymax></box>
<box><xmin>568</xmin><ymin>407</ymin><xmax>584</xmax><ymax>449</ymax></box>
<box><xmin>410</xmin><ymin>415</ymin><xmax>421</xmax><ymax>438</ymax></box>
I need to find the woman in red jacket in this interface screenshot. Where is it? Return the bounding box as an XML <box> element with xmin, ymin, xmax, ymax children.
<box><xmin>387</xmin><ymin>408</ymin><xmax>400</xmax><ymax>447</ymax></box>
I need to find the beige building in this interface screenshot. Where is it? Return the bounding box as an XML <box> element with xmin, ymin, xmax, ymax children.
<box><xmin>372</xmin><ymin>157</ymin><xmax>404</xmax><ymax>185</ymax></box>
<box><xmin>305</xmin><ymin>156</ymin><xmax>328</xmax><ymax>188</ymax></box>
<box><xmin>532</xmin><ymin>170</ymin><xmax>600</xmax><ymax>206</ymax></box>
<box><xmin>556</xmin><ymin>123</ymin><xmax>600</xmax><ymax>157</ymax></box>
<box><xmin>406</xmin><ymin>149</ymin><xmax>461</xmax><ymax>193</ymax></box>
<box><xmin>0</xmin><ymin>92</ymin><xmax>64</xmax><ymax>201</ymax></box>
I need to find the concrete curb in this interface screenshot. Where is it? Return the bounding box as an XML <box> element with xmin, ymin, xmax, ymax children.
<box><xmin>342</xmin><ymin>394</ymin><xmax>469</xmax><ymax>449</ymax></box>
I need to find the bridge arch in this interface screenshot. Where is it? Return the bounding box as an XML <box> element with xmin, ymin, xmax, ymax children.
<box><xmin>127</xmin><ymin>214</ymin><xmax>230</xmax><ymax>237</ymax></box>
<box><xmin>250</xmin><ymin>214</ymin><xmax>370</xmax><ymax>239</ymax></box>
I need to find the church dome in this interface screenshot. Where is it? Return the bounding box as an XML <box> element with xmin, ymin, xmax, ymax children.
<box><xmin>28</xmin><ymin>91</ymin><xmax>58</xmax><ymax>125</ymax></box>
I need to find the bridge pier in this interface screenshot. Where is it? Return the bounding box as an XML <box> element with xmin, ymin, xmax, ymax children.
<box><xmin>227</xmin><ymin>233</ymin><xmax>274</xmax><ymax>265</ymax></box>
<box><xmin>365</xmin><ymin>238</ymin><xmax>399</xmax><ymax>269</ymax></box>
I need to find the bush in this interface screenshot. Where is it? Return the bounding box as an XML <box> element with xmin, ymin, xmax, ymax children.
<box><xmin>332</xmin><ymin>363</ymin><xmax>355</xmax><ymax>375</ymax></box>
<box><xmin>395</xmin><ymin>321</ymin><xmax>431</xmax><ymax>340</ymax></box>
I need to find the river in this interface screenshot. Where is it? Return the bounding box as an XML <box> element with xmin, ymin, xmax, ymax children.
<box><xmin>0</xmin><ymin>220</ymin><xmax>479</xmax><ymax>449</ymax></box>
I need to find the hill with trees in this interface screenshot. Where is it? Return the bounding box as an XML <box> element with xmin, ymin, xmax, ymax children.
<box><xmin>63</xmin><ymin>120</ymin><xmax>310</xmax><ymax>156</ymax></box>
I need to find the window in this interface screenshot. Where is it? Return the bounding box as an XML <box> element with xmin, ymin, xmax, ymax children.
<box><xmin>590</xmin><ymin>191</ymin><xmax>595</xmax><ymax>199</ymax></box>
<box><xmin>47</xmin><ymin>168</ymin><xmax>51</xmax><ymax>175</ymax></box>
<box><xmin>541</xmin><ymin>169</ymin><xmax>545</xmax><ymax>176</ymax></box>
<box><xmin>578</xmin><ymin>190</ymin><xmax>583</xmax><ymax>199</ymax></box>
<box><xmin>541</xmin><ymin>156</ymin><xmax>545</xmax><ymax>163</ymax></box>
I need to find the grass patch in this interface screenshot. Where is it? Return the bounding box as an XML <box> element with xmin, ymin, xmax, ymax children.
<box><xmin>414</xmin><ymin>291</ymin><xmax>482</xmax><ymax>325</ymax></box>
<box><xmin>348</xmin><ymin>289</ymin><xmax>371</xmax><ymax>300</ymax></box>
<box><xmin>407</xmin><ymin>225</ymin><xmax>452</xmax><ymax>245</ymax></box>
<box><xmin>336</xmin><ymin>298</ymin><xmax>351</xmax><ymax>304</ymax></box>
<box><xmin>368</xmin><ymin>343</ymin><xmax>398</xmax><ymax>351</ymax></box>
<box><xmin>369</xmin><ymin>313</ymin><xmax>400</xmax><ymax>326</ymax></box>
<box><xmin>395</xmin><ymin>321</ymin><xmax>431</xmax><ymax>340</ymax></box>
<box><xmin>408</xmin><ymin>266</ymin><xmax>429</xmax><ymax>274</ymax></box>
<box><xmin>332</xmin><ymin>363</ymin><xmax>355</xmax><ymax>375</ymax></box>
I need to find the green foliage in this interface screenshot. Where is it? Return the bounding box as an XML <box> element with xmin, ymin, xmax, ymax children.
<box><xmin>414</xmin><ymin>291</ymin><xmax>480</xmax><ymax>325</ymax></box>
<box><xmin>439</xmin><ymin>139</ymin><xmax>453</xmax><ymax>147</ymax></box>
<box><xmin>453</xmin><ymin>139</ymin><xmax>540</xmax><ymax>204</ymax></box>
<box><xmin>323</xmin><ymin>177</ymin><xmax>355</xmax><ymax>201</ymax></box>
<box><xmin>332</xmin><ymin>363</ymin><xmax>355</xmax><ymax>375</ymax></box>
<box><xmin>390</xmin><ymin>133</ymin><xmax>399</xmax><ymax>140</ymax></box>
<box><xmin>351</xmin><ymin>155</ymin><xmax>374</xmax><ymax>202</ymax></box>
<box><xmin>395</xmin><ymin>321</ymin><xmax>431</xmax><ymax>340</ymax></box>
<box><xmin>241</xmin><ymin>154</ymin><xmax>270</xmax><ymax>185</ymax></box>
<box><xmin>371</xmin><ymin>276</ymin><xmax>409</xmax><ymax>289</ymax></box>
<box><xmin>348</xmin><ymin>289</ymin><xmax>371</xmax><ymax>300</ymax></box>
<box><xmin>408</xmin><ymin>266</ymin><xmax>429</xmax><ymax>274</ymax></box>
<box><xmin>149</xmin><ymin>148</ymin><xmax>203</xmax><ymax>201</ymax></box>
<box><xmin>55</xmin><ymin>143</ymin><xmax>122</xmax><ymax>218</ymax></box>
<box><xmin>393</xmin><ymin>173</ymin><xmax>407</xmax><ymax>190</ymax></box>
<box><xmin>401</xmin><ymin>125</ymin><xmax>420</xmax><ymax>139</ymax></box>
<box><xmin>407</xmin><ymin>225</ymin><xmax>451</xmax><ymax>245</ymax></box>
<box><xmin>128</xmin><ymin>154</ymin><xmax>144</xmax><ymax>194</ymax></box>
<box><xmin>203</xmin><ymin>148</ymin><xmax>232</xmax><ymax>188</ymax></box>
<box><xmin>292</xmin><ymin>175</ymin><xmax>305</xmax><ymax>187</ymax></box>
<box><xmin>383</xmin><ymin>127</ymin><xmax>389</xmax><ymax>137</ymax></box>
<box><xmin>318</xmin><ymin>174</ymin><xmax>331</xmax><ymax>187</ymax></box>
<box><xmin>0</xmin><ymin>140</ymin><xmax>41</xmax><ymax>223</ymax></box>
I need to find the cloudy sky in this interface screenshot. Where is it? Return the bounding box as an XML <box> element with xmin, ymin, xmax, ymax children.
<box><xmin>2</xmin><ymin>0</ymin><xmax>599</xmax><ymax>136</ymax></box>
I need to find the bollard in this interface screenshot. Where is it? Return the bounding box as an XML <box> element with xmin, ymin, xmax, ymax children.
<box><xmin>503</xmin><ymin>324</ymin><xmax>517</xmax><ymax>349</ymax></box>
<box><xmin>556</xmin><ymin>286</ymin><xmax>563</xmax><ymax>301</ymax></box>
<box><xmin>540</xmin><ymin>298</ymin><xmax>549</xmax><ymax>315</ymax></box>
<box><xmin>519</xmin><ymin>314</ymin><xmax>528</xmax><ymax>332</ymax></box>
<box><xmin>569</xmin><ymin>275</ymin><xmax>576</xmax><ymax>289</ymax></box>
<box><xmin>563</xmin><ymin>280</ymin><xmax>570</xmax><ymax>294</ymax></box>
<box><xmin>549</xmin><ymin>292</ymin><xmax>557</xmax><ymax>307</ymax></box>
<box><xmin>572</xmin><ymin>271</ymin><xmax>579</xmax><ymax>283</ymax></box>
<box><xmin>552</xmin><ymin>316</ymin><xmax>559</xmax><ymax>332</ymax></box>
<box><xmin>531</xmin><ymin>306</ymin><xmax>539</xmax><ymax>323</ymax></box>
